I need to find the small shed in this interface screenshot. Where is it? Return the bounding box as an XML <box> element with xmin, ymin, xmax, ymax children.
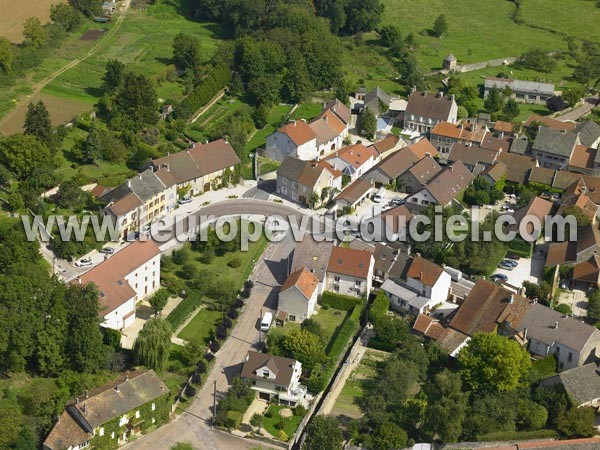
<box><xmin>443</xmin><ymin>53</ymin><xmax>457</xmax><ymax>71</ymax></box>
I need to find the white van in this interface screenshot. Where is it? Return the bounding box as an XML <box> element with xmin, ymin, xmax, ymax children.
<box><xmin>372</xmin><ymin>187</ymin><xmax>385</xmax><ymax>203</ymax></box>
<box><xmin>260</xmin><ymin>312</ymin><xmax>273</xmax><ymax>332</ymax></box>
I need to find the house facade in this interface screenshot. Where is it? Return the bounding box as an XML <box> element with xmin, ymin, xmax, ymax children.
<box><xmin>276</xmin><ymin>157</ymin><xmax>342</xmax><ymax>207</ymax></box>
<box><xmin>484</xmin><ymin>77</ymin><xmax>554</xmax><ymax>105</ymax></box>
<box><xmin>43</xmin><ymin>370</ymin><xmax>169</xmax><ymax>450</ymax></box>
<box><xmin>278</xmin><ymin>267</ymin><xmax>319</xmax><ymax>322</ymax></box>
<box><xmin>404</xmin><ymin>91</ymin><xmax>458</xmax><ymax>134</ymax></box>
<box><xmin>78</xmin><ymin>240</ymin><xmax>161</xmax><ymax>331</ymax></box>
<box><xmin>531</xmin><ymin>127</ymin><xmax>580</xmax><ymax>170</ymax></box>
<box><xmin>429</xmin><ymin>120</ymin><xmax>487</xmax><ymax>156</ymax></box>
<box><xmin>326</xmin><ymin>246</ymin><xmax>374</xmax><ymax>297</ymax></box>
<box><xmin>324</xmin><ymin>143</ymin><xmax>380</xmax><ymax>182</ymax></box>
<box><xmin>241</xmin><ymin>352</ymin><xmax>306</xmax><ymax>405</ymax></box>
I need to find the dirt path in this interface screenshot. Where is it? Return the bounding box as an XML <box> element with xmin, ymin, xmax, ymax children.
<box><xmin>0</xmin><ymin>0</ymin><xmax>132</xmax><ymax>130</ymax></box>
<box><xmin>190</xmin><ymin>89</ymin><xmax>226</xmax><ymax>124</ymax></box>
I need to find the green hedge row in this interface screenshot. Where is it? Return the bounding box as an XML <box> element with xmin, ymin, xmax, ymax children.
<box><xmin>165</xmin><ymin>290</ymin><xmax>203</xmax><ymax>330</ymax></box>
<box><xmin>321</xmin><ymin>292</ymin><xmax>364</xmax><ymax>311</ymax></box>
<box><xmin>508</xmin><ymin>236</ymin><xmax>533</xmax><ymax>258</ymax></box>
<box><xmin>226</xmin><ymin>410</ymin><xmax>242</xmax><ymax>429</ymax></box>
<box><xmin>478</xmin><ymin>429</ymin><xmax>558</xmax><ymax>442</ymax></box>
<box><xmin>178</xmin><ymin>65</ymin><xmax>231</xmax><ymax>119</ymax></box>
<box><xmin>369</xmin><ymin>291</ymin><xmax>389</xmax><ymax>324</ymax></box>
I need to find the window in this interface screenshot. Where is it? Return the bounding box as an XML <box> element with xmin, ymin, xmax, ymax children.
<box><xmin>568</xmin><ymin>352</ymin><xmax>573</xmax><ymax>362</ymax></box>
<box><xmin>355</xmin><ymin>279</ymin><xmax>361</xmax><ymax>287</ymax></box>
<box><xmin>334</xmin><ymin>285</ymin><xmax>339</xmax><ymax>293</ymax></box>
<box><xmin>289</xmin><ymin>315</ymin><xmax>296</xmax><ymax>322</ymax></box>
<box><xmin>111</xmin><ymin>432</ymin><xmax>115</xmax><ymax>439</ymax></box>
<box><xmin>119</xmin><ymin>415</ymin><xmax>128</xmax><ymax>427</ymax></box>
<box><xmin>262</xmin><ymin>370</ymin><xmax>270</xmax><ymax>378</ymax></box>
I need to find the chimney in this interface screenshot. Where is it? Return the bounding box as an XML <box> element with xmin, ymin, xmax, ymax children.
<box><xmin>509</xmin><ymin>294</ymin><xmax>514</xmax><ymax>304</ymax></box>
<box><xmin>76</xmin><ymin>397</ymin><xmax>79</xmax><ymax>405</ymax></box>
<box><xmin>412</xmin><ymin>85</ymin><xmax>417</xmax><ymax>93</ymax></box>
<box><xmin>449</xmin><ymin>165</ymin><xmax>454</xmax><ymax>172</ymax></box>
<box><xmin>420</xmin><ymin>271</ymin><xmax>424</xmax><ymax>280</ymax></box>
<box><xmin>523</xmin><ymin>327</ymin><xmax>528</xmax><ymax>341</ymax></box>
<box><xmin>82</xmin><ymin>404</ymin><xmax>86</xmax><ymax>413</ymax></box>
<box><xmin>127</xmin><ymin>179</ymin><xmax>131</xmax><ymax>188</ymax></box>
<box><xmin>114</xmin><ymin>385</ymin><xmax>120</xmax><ymax>393</ymax></box>
<box><xmin>451</xmin><ymin>94</ymin><xmax>455</xmax><ymax>102</ymax></box>
<box><xmin>138</xmin><ymin>173</ymin><xmax>142</xmax><ymax>180</ymax></box>
<box><xmin>554</xmin><ymin>321</ymin><xmax>559</xmax><ymax>329</ymax></box>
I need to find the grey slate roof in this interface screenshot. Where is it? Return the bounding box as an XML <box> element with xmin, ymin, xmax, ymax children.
<box><xmin>406</xmin><ymin>91</ymin><xmax>456</xmax><ymax>122</ymax></box>
<box><xmin>129</xmin><ymin>168</ymin><xmax>166</xmax><ymax>202</ymax></box>
<box><xmin>532</xmin><ymin>126</ymin><xmax>578</xmax><ymax>157</ymax></box>
<box><xmin>364</xmin><ymin>87</ymin><xmax>391</xmax><ymax>115</ymax></box>
<box><xmin>277</xmin><ymin>157</ymin><xmax>309</xmax><ymax>182</ymax></box>
<box><xmin>551</xmin><ymin>363</ymin><xmax>600</xmax><ymax>405</ymax></box>
<box><xmin>290</xmin><ymin>236</ymin><xmax>334</xmax><ymax>283</ymax></box>
<box><xmin>484</xmin><ymin>77</ymin><xmax>555</xmax><ymax>96</ymax></box>
<box><xmin>575</xmin><ymin>120</ymin><xmax>600</xmax><ymax>148</ymax></box>
<box><xmin>518</xmin><ymin>303</ymin><xmax>599</xmax><ymax>352</ymax></box>
<box><xmin>444</xmin><ymin>53</ymin><xmax>457</xmax><ymax>62</ymax></box>
<box><xmin>510</xmin><ymin>135</ymin><xmax>529</xmax><ymax>155</ymax></box>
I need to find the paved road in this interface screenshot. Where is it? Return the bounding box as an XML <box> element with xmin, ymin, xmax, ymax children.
<box><xmin>123</xmin><ymin>235</ymin><xmax>295</xmax><ymax>450</ymax></box>
<box><xmin>555</xmin><ymin>96</ymin><xmax>599</xmax><ymax>122</ymax></box>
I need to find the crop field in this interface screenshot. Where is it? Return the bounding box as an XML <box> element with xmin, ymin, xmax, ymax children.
<box><xmin>43</xmin><ymin>1</ymin><xmax>227</xmax><ymax>105</ymax></box>
<box><xmin>378</xmin><ymin>0</ymin><xmax>599</xmax><ymax>72</ymax></box>
<box><xmin>0</xmin><ymin>0</ymin><xmax>65</xmax><ymax>42</ymax></box>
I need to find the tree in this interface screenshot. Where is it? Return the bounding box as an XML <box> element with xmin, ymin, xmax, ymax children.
<box><xmin>57</xmin><ymin>180</ymin><xmax>87</xmax><ymax>210</ymax></box>
<box><xmin>68</xmin><ymin>0</ymin><xmax>102</xmax><ymax>17</ymax></box>
<box><xmin>518</xmin><ymin>48</ymin><xmax>556</xmax><ymax>73</ymax></box>
<box><xmin>11</xmin><ymin>425</ymin><xmax>38</xmax><ymax>450</ymax></box>
<box><xmin>344</xmin><ymin>0</ymin><xmax>384</xmax><ymax>34</ymax></box>
<box><xmin>250</xmin><ymin>413</ymin><xmax>263</xmax><ymax>431</ymax></box>
<box><xmin>114</xmin><ymin>72</ymin><xmax>158</xmax><ymax>129</ymax></box>
<box><xmin>588</xmin><ymin>289</ymin><xmax>600</xmax><ymax>323</ymax></box>
<box><xmin>65</xmin><ymin>283</ymin><xmax>106</xmax><ymax>373</ymax></box>
<box><xmin>561</xmin><ymin>205</ymin><xmax>590</xmax><ymax>228</ymax></box>
<box><xmin>458</xmin><ymin>332</ymin><xmax>531</xmax><ymax>391</ymax></box>
<box><xmin>573</xmin><ymin>41</ymin><xmax>600</xmax><ymax>87</ymax></box>
<box><xmin>484</xmin><ymin>87</ymin><xmax>504</xmax><ymax>113</ymax></box>
<box><xmin>173</xmin><ymin>33</ymin><xmax>202</xmax><ymax>76</ymax></box>
<box><xmin>303</xmin><ymin>415</ymin><xmax>342</xmax><ymax>450</ymax></box>
<box><xmin>423</xmin><ymin>370</ymin><xmax>467</xmax><ymax>442</ymax></box>
<box><xmin>183</xmin><ymin>336</ymin><xmax>204</xmax><ymax>366</ymax></box>
<box><xmin>51</xmin><ymin>3</ymin><xmax>82</xmax><ymax>31</ymax></box>
<box><xmin>379</xmin><ymin>25</ymin><xmax>400</xmax><ymax>47</ymax></box>
<box><xmin>0</xmin><ymin>134</ymin><xmax>53</xmax><ymax>182</ymax></box>
<box><xmin>102</xmin><ymin>59</ymin><xmax>125</xmax><ymax>93</ymax></box>
<box><xmin>562</xmin><ymin>86</ymin><xmax>584</xmax><ymax>107</ymax></box>
<box><xmin>301</xmin><ymin>318</ymin><xmax>324</xmax><ymax>340</ymax></box>
<box><xmin>133</xmin><ymin>318</ymin><xmax>172</xmax><ymax>371</ymax></box>
<box><xmin>282</xmin><ymin>329</ymin><xmax>326</xmax><ymax>370</ymax></box>
<box><xmin>24</xmin><ymin>101</ymin><xmax>52</xmax><ymax>143</ymax></box>
<box><xmin>360</xmin><ymin>107</ymin><xmax>377</xmax><ymax>139</ymax></box>
<box><xmin>546</xmin><ymin>95</ymin><xmax>567</xmax><ymax>112</ymax></box>
<box><xmin>433</xmin><ymin>14</ymin><xmax>448</xmax><ymax>37</ymax></box>
<box><xmin>281</xmin><ymin>51</ymin><xmax>311</xmax><ymax>103</ymax></box>
<box><xmin>149</xmin><ymin>288</ymin><xmax>169</xmax><ymax>316</ymax></box>
<box><xmin>502</xmin><ymin>98</ymin><xmax>520</xmax><ymax>120</ymax></box>
<box><xmin>367</xmin><ymin>422</ymin><xmax>408</xmax><ymax>450</ymax></box>
<box><xmin>0</xmin><ymin>36</ymin><xmax>14</xmax><ymax>74</ymax></box>
<box><xmin>557</xmin><ymin>407</ymin><xmax>596</xmax><ymax>438</ymax></box>
<box><xmin>23</xmin><ymin>17</ymin><xmax>46</xmax><ymax>47</ymax></box>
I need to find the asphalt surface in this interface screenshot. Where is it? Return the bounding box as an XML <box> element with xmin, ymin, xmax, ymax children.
<box><xmin>555</xmin><ymin>96</ymin><xmax>599</xmax><ymax>122</ymax></box>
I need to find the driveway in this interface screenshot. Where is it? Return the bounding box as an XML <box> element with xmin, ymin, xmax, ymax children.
<box><xmin>555</xmin><ymin>96</ymin><xmax>599</xmax><ymax>122</ymax></box>
<box><xmin>123</xmin><ymin>236</ymin><xmax>295</xmax><ymax>450</ymax></box>
<box><xmin>493</xmin><ymin>251</ymin><xmax>544</xmax><ymax>289</ymax></box>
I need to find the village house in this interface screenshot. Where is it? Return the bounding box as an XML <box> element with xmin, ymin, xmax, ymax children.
<box><xmin>335</xmin><ymin>178</ymin><xmax>375</xmax><ymax>211</ymax></box>
<box><xmin>405</xmin><ymin>161</ymin><xmax>474</xmax><ymax>210</ymax></box>
<box><xmin>241</xmin><ymin>351</ymin><xmax>306</xmax><ymax>405</ymax></box>
<box><xmin>541</xmin><ymin>363</ymin><xmax>600</xmax><ymax>408</ymax></box>
<box><xmin>546</xmin><ymin>223</ymin><xmax>600</xmax><ymax>267</ymax></box>
<box><xmin>78</xmin><ymin>240</ymin><xmax>161</xmax><ymax>330</ymax></box>
<box><xmin>395</xmin><ymin>154</ymin><xmax>442</xmax><ymax>194</ymax></box>
<box><xmin>509</xmin><ymin>196</ymin><xmax>553</xmax><ymax>238</ymax></box>
<box><xmin>429</xmin><ymin>120</ymin><xmax>487</xmax><ymax>156</ymax></box>
<box><xmin>572</xmin><ymin>255</ymin><xmax>600</xmax><ymax>289</ymax></box>
<box><xmin>277</xmin><ymin>267</ymin><xmax>319</xmax><ymax>323</ymax></box>
<box><xmin>442</xmin><ymin>53</ymin><xmax>457</xmax><ymax>71</ymax></box>
<box><xmin>101</xmin><ymin>168</ymin><xmax>176</xmax><ymax>239</ymax></box>
<box><xmin>368</xmin><ymin>134</ymin><xmax>406</xmax><ymax>160</ymax></box>
<box><xmin>524</xmin><ymin>113</ymin><xmax>576</xmax><ymax>133</ymax></box>
<box><xmin>381</xmin><ymin>255</ymin><xmax>452</xmax><ymax>315</ymax></box>
<box><xmin>481</xmin><ymin>161</ymin><xmax>507</xmax><ymax>185</ymax></box>
<box><xmin>404</xmin><ymin>90</ymin><xmax>458</xmax><ymax>134</ymax></box>
<box><xmin>360</xmin><ymin>86</ymin><xmax>391</xmax><ymax>116</ymax></box>
<box><xmin>265</xmin><ymin>100</ymin><xmax>350</xmax><ymax>161</ymax></box>
<box><xmin>276</xmin><ymin>157</ymin><xmax>342</xmax><ymax>207</ymax></box>
<box><xmin>326</xmin><ymin>246</ymin><xmax>374</xmax><ymax>297</ymax></box>
<box><xmin>324</xmin><ymin>143</ymin><xmax>380</xmax><ymax>182</ymax></box>
<box><xmin>484</xmin><ymin>77</ymin><xmax>555</xmax><ymax>105</ymax></box>
<box><xmin>43</xmin><ymin>370</ymin><xmax>169</xmax><ymax>450</ymax></box>
<box><xmin>446</xmin><ymin>143</ymin><xmax>499</xmax><ymax>173</ymax></box>
<box><xmin>531</xmin><ymin>127</ymin><xmax>580</xmax><ymax>170</ymax></box>
<box><xmin>412</xmin><ymin>314</ymin><xmax>469</xmax><ymax>357</ymax></box>
<box><xmin>450</xmin><ymin>279</ymin><xmax>600</xmax><ymax>371</ymax></box>
<box><xmin>290</xmin><ymin>237</ymin><xmax>334</xmax><ymax>295</ymax></box>
<box><xmin>497</xmin><ymin>152</ymin><xmax>538</xmax><ymax>185</ymax></box>
<box><xmin>556</xmin><ymin>186</ymin><xmax>598</xmax><ymax>225</ymax></box>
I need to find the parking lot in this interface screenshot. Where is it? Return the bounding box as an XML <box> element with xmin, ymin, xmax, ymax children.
<box><xmin>491</xmin><ymin>250</ymin><xmax>545</xmax><ymax>289</ymax></box>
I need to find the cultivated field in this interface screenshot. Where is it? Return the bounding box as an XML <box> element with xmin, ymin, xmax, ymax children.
<box><xmin>0</xmin><ymin>0</ymin><xmax>65</xmax><ymax>42</ymax></box>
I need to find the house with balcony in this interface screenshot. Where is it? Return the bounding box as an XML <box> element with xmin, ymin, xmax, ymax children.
<box><xmin>43</xmin><ymin>370</ymin><xmax>169</xmax><ymax>450</ymax></box>
<box><xmin>241</xmin><ymin>351</ymin><xmax>306</xmax><ymax>406</ymax></box>
<box><xmin>326</xmin><ymin>246</ymin><xmax>374</xmax><ymax>297</ymax></box>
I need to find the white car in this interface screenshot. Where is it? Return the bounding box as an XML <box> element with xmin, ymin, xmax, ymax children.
<box><xmin>75</xmin><ymin>258</ymin><xmax>93</xmax><ymax>267</ymax></box>
<box><xmin>178</xmin><ymin>196</ymin><xmax>192</xmax><ymax>204</ymax></box>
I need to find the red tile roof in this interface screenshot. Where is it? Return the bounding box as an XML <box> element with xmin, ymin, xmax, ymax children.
<box><xmin>327</xmin><ymin>246</ymin><xmax>373</xmax><ymax>278</ymax></box>
<box><xmin>277</xmin><ymin>120</ymin><xmax>317</xmax><ymax>146</ymax></box>
<box><xmin>107</xmin><ymin>192</ymin><xmax>142</xmax><ymax>217</ymax></box>
<box><xmin>280</xmin><ymin>267</ymin><xmax>319</xmax><ymax>299</ymax></box>
<box><xmin>187</xmin><ymin>139</ymin><xmax>241</xmax><ymax>176</ymax></box>
<box><xmin>409</xmin><ymin>138</ymin><xmax>439</xmax><ymax>158</ymax></box>
<box><xmin>431</xmin><ymin>120</ymin><xmax>486</xmax><ymax>143</ymax></box>
<box><xmin>325</xmin><ymin>143</ymin><xmax>378</xmax><ymax>170</ymax></box>
<box><xmin>406</xmin><ymin>256</ymin><xmax>444</xmax><ymax>287</ymax></box>
<box><xmin>524</xmin><ymin>113</ymin><xmax>576</xmax><ymax>132</ymax></box>
<box><xmin>569</xmin><ymin>145</ymin><xmax>596</xmax><ymax>170</ymax></box>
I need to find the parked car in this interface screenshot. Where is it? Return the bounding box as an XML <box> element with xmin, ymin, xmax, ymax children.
<box><xmin>506</xmin><ymin>253</ymin><xmax>521</xmax><ymax>261</ymax></box>
<box><xmin>498</xmin><ymin>262</ymin><xmax>515</xmax><ymax>271</ymax></box>
<box><xmin>100</xmin><ymin>246</ymin><xmax>115</xmax><ymax>254</ymax></box>
<box><xmin>391</xmin><ymin>197</ymin><xmax>404</xmax><ymax>206</ymax></box>
<box><xmin>500</xmin><ymin>259</ymin><xmax>518</xmax><ymax>268</ymax></box>
<box><xmin>178</xmin><ymin>196</ymin><xmax>192</xmax><ymax>204</ymax></box>
<box><xmin>490</xmin><ymin>273</ymin><xmax>508</xmax><ymax>283</ymax></box>
<box><xmin>75</xmin><ymin>257</ymin><xmax>93</xmax><ymax>267</ymax></box>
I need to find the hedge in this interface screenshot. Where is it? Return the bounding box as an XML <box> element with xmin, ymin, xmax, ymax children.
<box><xmin>478</xmin><ymin>429</ymin><xmax>558</xmax><ymax>442</ymax></box>
<box><xmin>320</xmin><ymin>292</ymin><xmax>364</xmax><ymax>311</ymax></box>
<box><xmin>165</xmin><ymin>290</ymin><xmax>203</xmax><ymax>330</ymax></box>
<box><xmin>178</xmin><ymin>64</ymin><xmax>231</xmax><ymax>119</ymax></box>
<box><xmin>369</xmin><ymin>291</ymin><xmax>389</xmax><ymax>324</ymax></box>
<box><xmin>226</xmin><ymin>410</ymin><xmax>242</xmax><ymax>429</ymax></box>
<box><xmin>508</xmin><ymin>236</ymin><xmax>533</xmax><ymax>258</ymax></box>
<box><xmin>326</xmin><ymin>305</ymin><xmax>362</xmax><ymax>359</ymax></box>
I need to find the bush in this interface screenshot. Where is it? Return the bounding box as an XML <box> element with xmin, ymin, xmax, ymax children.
<box><xmin>264</xmin><ymin>410</ymin><xmax>273</xmax><ymax>418</ymax></box>
<box><xmin>479</xmin><ymin>429</ymin><xmax>558</xmax><ymax>442</ymax></box>
<box><xmin>555</xmin><ymin>304</ymin><xmax>572</xmax><ymax>315</ymax></box>
<box><xmin>216</xmin><ymin>325</ymin><xmax>227</xmax><ymax>340</ymax></box>
<box><xmin>210</xmin><ymin>341</ymin><xmax>221</xmax><ymax>352</ymax></box>
<box><xmin>244</xmin><ymin>280</ymin><xmax>254</xmax><ymax>290</ymax></box>
<box><xmin>222</xmin><ymin>317</ymin><xmax>233</xmax><ymax>328</ymax></box>
<box><xmin>294</xmin><ymin>405</ymin><xmax>307</xmax><ymax>416</ymax></box>
<box><xmin>225</xmin><ymin>410</ymin><xmax>242</xmax><ymax>429</ymax></box>
<box><xmin>321</xmin><ymin>292</ymin><xmax>363</xmax><ymax>311</ymax></box>
<box><xmin>197</xmin><ymin>360</ymin><xmax>207</xmax><ymax>373</ymax></box>
<box><xmin>205</xmin><ymin>352</ymin><xmax>215</xmax><ymax>362</ymax></box>
<box><xmin>327</xmin><ymin>305</ymin><xmax>363</xmax><ymax>359</ymax></box>
<box><xmin>369</xmin><ymin>291</ymin><xmax>389</xmax><ymax>324</ymax></box>
<box><xmin>278</xmin><ymin>430</ymin><xmax>289</xmax><ymax>442</ymax></box>
<box><xmin>178</xmin><ymin>65</ymin><xmax>232</xmax><ymax>119</ymax></box>
<box><xmin>166</xmin><ymin>291</ymin><xmax>203</xmax><ymax>329</ymax></box>
<box><xmin>228</xmin><ymin>257</ymin><xmax>242</xmax><ymax>268</ymax></box>
<box><xmin>274</xmin><ymin>420</ymin><xmax>286</xmax><ymax>430</ymax></box>
<box><xmin>234</xmin><ymin>298</ymin><xmax>245</xmax><ymax>308</ymax></box>
<box><xmin>228</xmin><ymin>309</ymin><xmax>239</xmax><ymax>319</ymax></box>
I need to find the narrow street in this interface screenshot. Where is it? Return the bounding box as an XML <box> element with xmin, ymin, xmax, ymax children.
<box><xmin>123</xmin><ymin>234</ymin><xmax>295</xmax><ymax>450</ymax></box>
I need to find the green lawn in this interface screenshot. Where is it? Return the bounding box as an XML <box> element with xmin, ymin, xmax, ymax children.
<box><xmin>245</xmin><ymin>104</ymin><xmax>294</xmax><ymax>152</ymax></box>
<box><xmin>262</xmin><ymin>404</ymin><xmax>305</xmax><ymax>440</ymax></box>
<box><xmin>291</xmin><ymin>102</ymin><xmax>323</xmax><ymax>121</ymax></box>
<box><xmin>257</xmin><ymin>156</ymin><xmax>280</xmax><ymax>175</ymax></box>
<box><xmin>42</xmin><ymin>1</ymin><xmax>227</xmax><ymax>104</ymax></box>
<box><xmin>178</xmin><ymin>307</ymin><xmax>223</xmax><ymax>342</ymax></box>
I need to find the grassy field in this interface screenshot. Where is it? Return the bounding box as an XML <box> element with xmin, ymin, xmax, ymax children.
<box><xmin>42</xmin><ymin>1</ymin><xmax>226</xmax><ymax>105</ymax></box>
<box><xmin>0</xmin><ymin>0</ymin><xmax>65</xmax><ymax>42</ymax></box>
<box><xmin>178</xmin><ymin>307</ymin><xmax>223</xmax><ymax>342</ymax></box>
<box><xmin>245</xmin><ymin>104</ymin><xmax>294</xmax><ymax>152</ymax></box>
<box><xmin>291</xmin><ymin>102</ymin><xmax>323</xmax><ymax>121</ymax></box>
<box><xmin>330</xmin><ymin>349</ymin><xmax>389</xmax><ymax>418</ymax></box>
<box><xmin>262</xmin><ymin>404</ymin><xmax>305</xmax><ymax>439</ymax></box>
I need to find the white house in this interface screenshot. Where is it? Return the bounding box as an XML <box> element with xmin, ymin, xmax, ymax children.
<box><xmin>278</xmin><ymin>267</ymin><xmax>319</xmax><ymax>323</ymax></box>
<box><xmin>265</xmin><ymin>120</ymin><xmax>319</xmax><ymax>162</ymax></box>
<box><xmin>324</xmin><ymin>143</ymin><xmax>380</xmax><ymax>182</ymax></box>
<box><xmin>240</xmin><ymin>352</ymin><xmax>306</xmax><ymax>405</ymax></box>
<box><xmin>78</xmin><ymin>240</ymin><xmax>161</xmax><ymax>330</ymax></box>
<box><xmin>404</xmin><ymin>90</ymin><xmax>458</xmax><ymax>134</ymax></box>
<box><xmin>326</xmin><ymin>246</ymin><xmax>374</xmax><ymax>297</ymax></box>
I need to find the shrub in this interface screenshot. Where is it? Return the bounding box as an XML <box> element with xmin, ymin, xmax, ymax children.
<box><xmin>244</xmin><ymin>280</ymin><xmax>254</xmax><ymax>290</ymax></box>
<box><xmin>274</xmin><ymin>420</ymin><xmax>286</xmax><ymax>430</ymax></box>
<box><xmin>234</xmin><ymin>298</ymin><xmax>244</xmax><ymax>308</ymax></box>
<box><xmin>225</xmin><ymin>410</ymin><xmax>242</xmax><ymax>429</ymax></box>
<box><xmin>216</xmin><ymin>325</ymin><xmax>227</xmax><ymax>340</ymax></box>
<box><xmin>197</xmin><ymin>360</ymin><xmax>206</xmax><ymax>373</ymax></box>
<box><xmin>278</xmin><ymin>430</ymin><xmax>289</xmax><ymax>441</ymax></box>
<box><xmin>166</xmin><ymin>291</ymin><xmax>203</xmax><ymax>329</ymax></box>
<box><xmin>178</xmin><ymin>65</ymin><xmax>232</xmax><ymax>119</ymax></box>
<box><xmin>369</xmin><ymin>291</ymin><xmax>389</xmax><ymax>324</ymax></box>
<box><xmin>210</xmin><ymin>341</ymin><xmax>221</xmax><ymax>352</ymax></box>
<box><xmin>479</xmin><ymin>430</ymin><xmax>558</xmax><ymax>442</ymax></box>
<box><xmin>264</xmin><ymin>410</ymin><xmax>273</xmax><ymax>418</ymax></box>
<box><xmin>228</xmin><ymin>257</ymin><xmax>242</xmax><ymax>268</ymax></box>
<box><xmin>294</xmin><ymin>405</ymin><xmax>307</xmax><ymax>416</ymax></box>
<box><xmin>320</xmin><ymin>292</ymin><xmax>363</xmax><ymax>311</ymax></box>
<box><xmin>222</xmin><ymin>317</ymin><xmax>233</xmax><ymax>329</ymax></box>
<box><xmin>228</xmin><ymin>309</ymin><xmax>239</xmax><ymax>319</ymax></box>
<box><xmin>555</xmin><ymin>304</ymin><xmax>572</xmax><ymax>315</ymax></box>
<box><xmin>205</xmin><ymin>352</ymin><xmax>215</xmax><ymax>362</ymax></box>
